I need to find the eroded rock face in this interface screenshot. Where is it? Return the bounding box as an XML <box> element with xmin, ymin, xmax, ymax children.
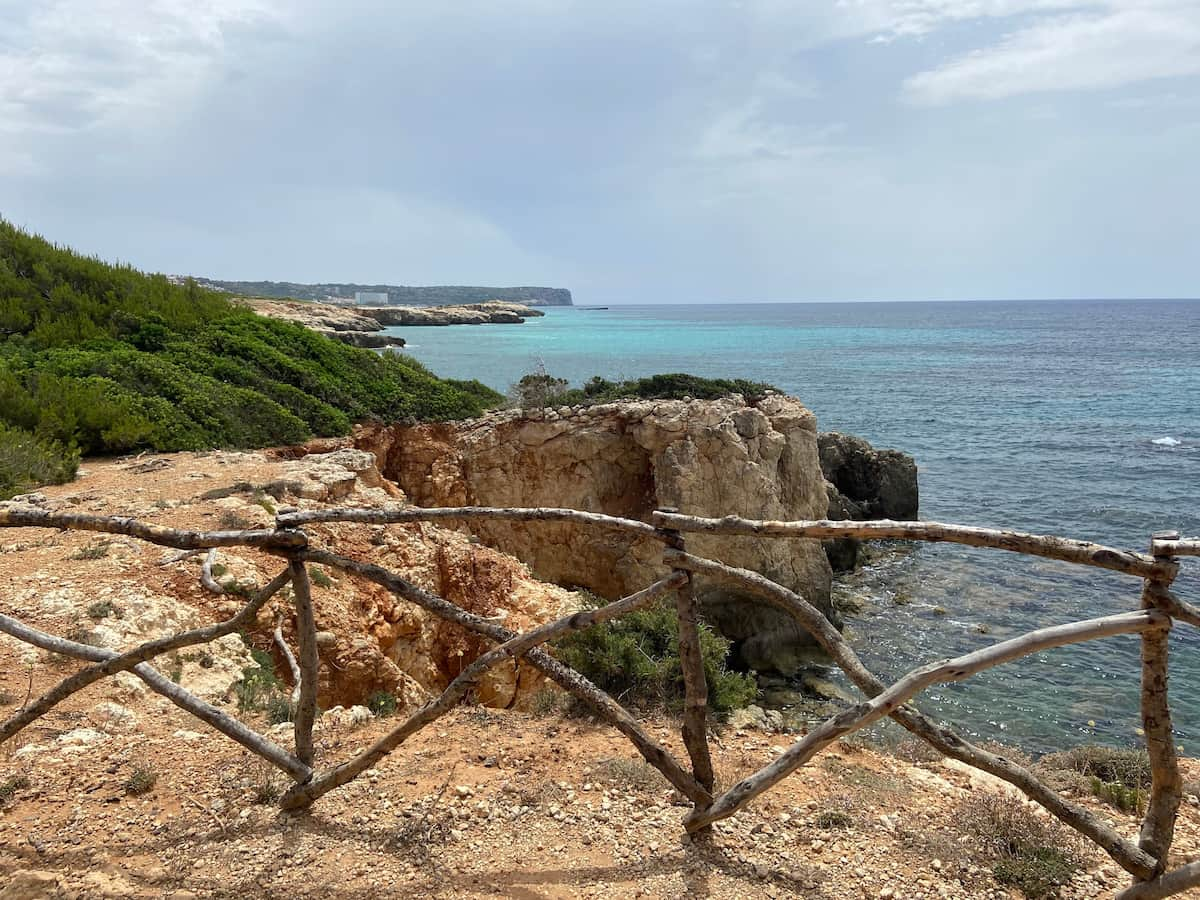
<box><xmin>361</xmin><ymin>394</ymin><xmax>838</xmax><ymax>674</ymax></box>
<box><xmin>818</xmin><ymin>432</ymin><xmax>919</xmax><ymax>572</ymax></box>
<box><xmin>818</xmin><ymin>432</ymin><xmax>918</xmax><ymax>521</ymax></box>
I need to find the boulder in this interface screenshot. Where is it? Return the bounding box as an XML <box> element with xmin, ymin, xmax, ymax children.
<box><xmin>818</xmin><ymin>432</ymin><xmax>918</xmax><ymax>571</ymax></box>
<box><xmin>362</xmin><ymin>394</ymin><xmax>839</xmax><ymax>674</ymax></box>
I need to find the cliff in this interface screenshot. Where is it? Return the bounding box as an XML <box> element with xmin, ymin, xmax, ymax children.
<box><xmin>358</xmin><ymin>301</ymin><xmax>544</xmax><ymax>326</ymax></box>
<box><xmin>244</xmin><ymin>298</ymin><xmax>545</xmax><ymax>346</ymax></box>
<box><xmin>198</xmin><ymin>278</ymin><xmax>573</xmax><ymax>306</ymax></box>
<box><xmin>357</xmin><ymin>395</ymin><xmax>839</xmax><ymax>674</ymax></box>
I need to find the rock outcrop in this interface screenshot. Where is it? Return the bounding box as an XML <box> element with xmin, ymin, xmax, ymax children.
<box><xmin>818</xmin><ymin>432</ymin><xmax>919</xmax><ymax>571</ymax></box>
<box><xmin>359</xmin><ymin>394</ymin><xmax>838</xmax><ymax>674</ymax></box>
<box><xmin>358</xmin><ymin>301</ymin><xmax>543</xmax><ymax>327</ymax></box>
<box><xmin>242</xmin><ymin>299</ymin><xmax>406</xmax><ymax>348</ymax></box>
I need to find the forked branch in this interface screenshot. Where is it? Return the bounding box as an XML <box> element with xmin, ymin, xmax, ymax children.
<box><xmin>686</xmin><ymin>610</ymin><xmax>1167</xmax><ymax>831</ymax></box>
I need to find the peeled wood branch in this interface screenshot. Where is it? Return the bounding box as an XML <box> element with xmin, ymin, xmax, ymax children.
<box><xmin>1150</xmin><ymin>538</ymin><xmax>1200</xmax><ymax>558</ymax></box>
<box><xmin>281</xmin><ymin>574</ymin><xmax>686</xmax><ymax>809</ymax></box>
<box><xmin>0</xmin><ymin>605</ymin><xmax>310</xmax><ymax>782</ymax></box>
<box><xmin>651</xmin><ymin>511</ymin><xmax>1169</xmax><ymax>581</ymax></box>
<box><xmin>298</xmin><ymin>548</ymin><xmax>709</xmax><ymax>806</ymax></box>
<box><xmin>658</xmin><ymin>518</ymin><xmax>714</xmax><ymax>819</ymax></box>
<box><xmin>200</xmin><ymin>548</ymin><xmax>224</xmax><ymax>595</ymax></box>
<box><xmin>273</xmin><ymin>611</ymin><xmax>302</xmax><ymax>705</ymax></box>
<box><xmin>686</xmin><ymin>610</ymin><xmax>1167</xmax><ymax>832</ymax></box>
<box><xmin>0</xmin><ymin>569</ymin><xmax>292</xmax><ymax>747</ymax></box>
<box><xmin>1144</xmin><ymin>588</ymin><xmax>1200</xmax><ymax>632</ymax></box>
<box><xmin>1116</xmin><ymin>862</ymin><xmax>1200</xmax><ymax>900</ymax></box>
<box><xmin>1139</xmin><ymin>581</ymin><xmax>1183</xmax><ymax>873</ymax></box>
<box><xmin>663</xmin><ymin>548</ymin><xmax>1158</xmax><ymax>879</ymax></box>
<box><xmin>288</xmin><ymin>560</ymin><xmax>320</xmax><ymax>767</ymax></box>
<box><xmin>275</xmin><ymin>505</ymin><xmax>661</xmax><ymax>539</ymax></box>
<box><xmin>0</xmin><ymin>507</ymin><xmax>306</xmax><ymax>551</ymax></box>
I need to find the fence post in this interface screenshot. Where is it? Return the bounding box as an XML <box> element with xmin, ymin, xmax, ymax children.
<box><xmin>654</xmin><ymin>507</ymin><xmax>715</xmax><ymax>831</ymax></box>
<box><xmin>288</xmin><ymin>557</ymin><xmax>321</xmax><ymax>768</ymax></box>
<box><xmin>1138</xmin><ymin>530</ymin><xmax>1183</xmax><ymax>876</ymax></box>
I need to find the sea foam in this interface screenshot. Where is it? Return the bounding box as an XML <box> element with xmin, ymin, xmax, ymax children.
<box><xmin>1152</xmin><ymin>436</ymin><xmax>1182</xmax><ymax>447</ymax></box>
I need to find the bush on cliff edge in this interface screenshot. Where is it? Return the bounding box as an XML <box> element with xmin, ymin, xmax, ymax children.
<box><xmin>552</xmin><ymin>595</ymin><xmax>757</xmax><ymax>715</ymax></box>
<box><xmin>510</xmin><ymin>370</ymin><xmax>779</xmax><ymax>410</ymax></box>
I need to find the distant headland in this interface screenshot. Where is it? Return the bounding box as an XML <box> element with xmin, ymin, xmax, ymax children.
<box><xmin>183</xmin><ymin>277</ymin><xmax>574</xmax><ymax>307</ymax></box>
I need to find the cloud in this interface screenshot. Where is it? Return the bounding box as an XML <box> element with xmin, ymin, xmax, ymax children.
<box><xmin>902</xmin><ymin>4</ymin><xmax>1200</xmax><ymax>104</ymax></box>
<box><xmin>0</xmin><ymin>0</ymin><xmax>283</xmax><ymax>159</ymax></box>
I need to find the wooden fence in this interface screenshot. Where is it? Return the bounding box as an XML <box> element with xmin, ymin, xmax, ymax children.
<box><xmin>1</xmin><ymin>503</ymin><xmax>1198</xmax><ymax>898</ymax></box>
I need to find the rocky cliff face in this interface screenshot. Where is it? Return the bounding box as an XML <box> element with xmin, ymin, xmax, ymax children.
<box><xmin>819</xmin><ymin>432</ymin><xmax>919</xmax><ymax>572</ymax></box>
<box><xmin>359</xmin><ymin>395</ymin><xmax>838</xmax><ymax>674</ymax></box>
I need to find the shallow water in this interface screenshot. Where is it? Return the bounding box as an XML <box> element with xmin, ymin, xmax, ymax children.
<box><xmin>392</xmin><ymin>300</ymin><xmax>1200</xmax><ymax>753</ymax></box>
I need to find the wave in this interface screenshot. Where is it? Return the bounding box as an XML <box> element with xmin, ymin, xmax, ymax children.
<box><xmin>1152</xmin><ymin>436</ymin><xmax>1183</xmax><ymax>447</ymax></box>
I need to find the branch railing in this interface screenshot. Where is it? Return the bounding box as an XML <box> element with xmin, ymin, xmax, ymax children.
<box><xmin>1</xmin><ymin>503</ymin><xmax>1198</xmax><ymax>896</ymax></box>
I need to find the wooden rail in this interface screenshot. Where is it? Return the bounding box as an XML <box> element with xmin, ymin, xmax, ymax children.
<box><xmin>0</xmin><ymin>506</ymin><xmax>1197</xmax><ymax>896</ymax></box>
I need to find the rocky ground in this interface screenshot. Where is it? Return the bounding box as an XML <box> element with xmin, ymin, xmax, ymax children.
<box><xmin>2</xmin><ymin>449</ymin><xmax>1199</xmax><ymax>899</ymax></box>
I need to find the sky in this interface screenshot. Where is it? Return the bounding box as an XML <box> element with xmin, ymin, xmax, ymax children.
<box><xmin>1</xmin><ymin>0</ymin><xmax>1198</xmax><ymax>303</ymax></box>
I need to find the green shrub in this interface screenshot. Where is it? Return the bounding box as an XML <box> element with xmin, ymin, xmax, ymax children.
<box><xmin>960</xmin><ymin>793</ymin><xmax>1083</xmax><ymax>899</ymax></box>
<box><xmin>265</xmin><ymin>695</ymin><xmax>296</xmax><ymax>725</ymax></box>
<box><xmin>552</xmin><ymin>596</ymin><xmax>756</xmax><ymax>715</ymax></box>
<box><xmin>0</xmin><ymin>774</ymin><xmax>30</xmax><ymax>805</ymax></box>
<box><xmin>309</xmin><ymin>567</ymin><xmax>334</xmax><ymax>589</ymax></box>
<box><xmin>509</xmin><ymin>371</ymin><xmax>780</xmax><ymax>410</ymax></box>
<box><xmin>815</xmin><ymin>808</ymin><xmax>855</xmax><ymax>830</ymax></box>
<box><xmin>73</xmin><ymin>541</ymin><xmax>112</xmax><ymax>561</ymax></box>
<box><xmin>0</xmin><ymin>422</ymin><xmax>79</xmax><ymax>500</ymax></box>
<box><xmin>366</xmin><ymin>690</ymin><xmax>398</xmax><ymax>717</ymax></box>
<box><xmin>1090</xmin><ymin>777</ymin><xmax>1146</xmax><ymax>814</ymax></box>
<box><xmin>86</xmin><ymin>599</ymin><xmax>120</xmax><ymax>619</ymax></box>
<box><xmin>124</xmin><ymin>764</ymin><xmax>158</xmax><ymax>796</ymax></box>
<box><xmin>1041</xmin><ymin>744</ymin><xmax>1151</xmax><ymax>789</ymax></box>
<box><xmin>0</xmin><ymin>219</ymin><xmax>502</xmax><ymax>495</ymax></box>
<box><xmin>235</xmin><ymin>651</ymin><xmax>282</xmax><ymax>712</ymax></box>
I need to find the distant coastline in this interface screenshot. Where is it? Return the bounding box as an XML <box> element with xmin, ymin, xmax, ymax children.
<box><xmin>182</xmin><ymin>277</ymin><xmax>574</xmax><ymax>307</ymax></box>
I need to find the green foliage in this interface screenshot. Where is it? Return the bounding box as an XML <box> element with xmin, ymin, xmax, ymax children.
<box><xmin>1041</xmin><ymin>744</ymin><xmax>1151</xmax><ymax>789</ymax></box>
<box><xmin>0</xmin><ymin>774</ymin><xmax>30</xmax><ymax>805</ymax></box>
<box><xmin>366</xmin><ymin>689</ymin><xmax>399</xmax><ymax>717</ymax></box>
<box><xmin>509</xmin><ymin>371</ymin><xmax>779</xmax><ymax>410</ymax></box>
<box><xmin>265</xmin><ymin>695</ymin><xmax>296</xmax><ymax>726</ymax></box>
<box><xmin>993</xmin><ymin>848</ymin><xmax>1079</xmax><ymax>900</ymax></box>
<box><xmin>0</xmin><ymin>219</ymin><xmax>501</xmax><ymax>496</ymax></box>
<box><xmin>1089</xmin><ymin>776</ymin><xmax>1146</xmax><ymax>814</ymax></box>
<box><xmin>0</xmin><ymin>422</ymin><xmax>79</xmax><ymax>499</ymax></box>
<box><xmin>124</xmin><ymin>764</ymin><xmax>158</xmax><ymax>796</ymax></box>
<box><xmin>74</xmin><ymin>542</ymin><xmax>113</xmax><ymax>561</ymax></box>
<box><xmin>309</xmin><ymin>567</ymin><xmax>334</xmax><ymax>589</ymax></box>
<box><xmin>815</xmin><ymin>808</ymin><xmax>855</xmax><ymax>830</ymax></box>
<box><xmin>86</xmin><ymin>599</ymin><xmax>120</xmax><ymax>619</ymax></box>
<box><xmin>235</xmin><ymin>651</ymin><xmax>283</xmax><ymax>712</ymax></box>
<box><xmin>552</xmin><ymin>595</ymin><xmax>757</xmax><ymax>715</ymax></box>
<box><xmin>961</xmin><ymin>793</ymin><xmax>1083</xmax><ymax>899</ymax></box>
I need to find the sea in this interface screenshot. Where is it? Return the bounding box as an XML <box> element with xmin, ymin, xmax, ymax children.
<box><xmin>389</xmin><ymin>300</ymin><xmax>1200</xmax><ymax>754</ymax></box>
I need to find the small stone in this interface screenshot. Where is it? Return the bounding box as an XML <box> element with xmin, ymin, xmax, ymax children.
<box><xmin>455</xmin><ymin>785</ymin><xmax>473</xmax><ymax>798</ymax></box>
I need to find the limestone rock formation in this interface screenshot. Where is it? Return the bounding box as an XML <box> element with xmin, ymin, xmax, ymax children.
<box><xmin>357</xmin><ymin>301</ymin><xmax>543</xmax><ymax>327</ymax></box>
<box><xmin>360</xmin><ymin>394</ymin><xmax>838</xmax><ymax>674</ymax></box>
<box><xmin>818</xmin><ymin>432</ymin><xmax>919</xmax><ymax>572</ymax></box>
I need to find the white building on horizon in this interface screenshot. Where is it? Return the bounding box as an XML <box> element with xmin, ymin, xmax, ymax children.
<box><xmin>353</xmin><ymin>291</ymin><xmax>389</xmax><ymax>306</ymax></box>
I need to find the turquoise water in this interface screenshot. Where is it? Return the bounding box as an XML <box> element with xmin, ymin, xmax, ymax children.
<box><xmin>392</xmin><ymin>300</ymin><xmax>1200</xmax><ymax>753</ymax></box>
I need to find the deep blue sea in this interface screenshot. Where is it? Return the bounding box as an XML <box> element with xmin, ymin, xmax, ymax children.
<box><xmin>391</xmin><ymin>300</ymin><xmax>1200</xmax><ymax>754</ymax></box>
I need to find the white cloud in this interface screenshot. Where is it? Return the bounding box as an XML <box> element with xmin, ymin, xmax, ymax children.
<box><xmin>0</xmin><ymin>0</ymin><xmax>282</xmax><ymax>151</ymax></box>
<box><xmin>901</xmin><ymin>3</ymin><xmax>1200</xmax><ymax>104</ymax></box>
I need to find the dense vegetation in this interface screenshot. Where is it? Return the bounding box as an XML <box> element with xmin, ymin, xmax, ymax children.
<box><xmin>511</xmin><ymin>371</ymin><xmax>779</xmax><ymax>409</ymax></box>
<box><xmin>0</xmin><ymin>220</ymin><xmax>501</xmax><ymax>498</ymax></box>
<box><xmin>192</xmin><ymin>278</ymin><xmax>573</xmax><ymax>307</ymax></box>
<box><xmin>553</xmin><ymin>594</ymin><xmax>757</xmax><ymax>715</ymax></box>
